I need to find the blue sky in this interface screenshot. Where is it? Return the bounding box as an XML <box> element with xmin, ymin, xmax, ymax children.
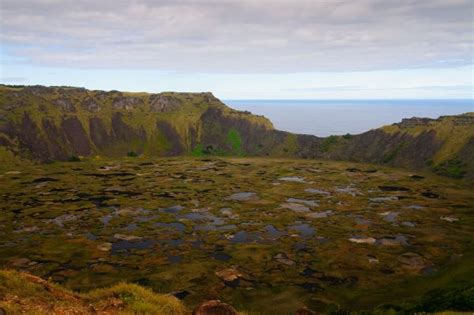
<box><xmin>1</xmin><ymin>0</ymin><xmax>473</xmax><ymax>99</ymax></box>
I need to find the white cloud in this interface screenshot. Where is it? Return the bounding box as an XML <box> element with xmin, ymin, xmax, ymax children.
<box><xmin>1</xmin><ymin>0</ymin><xmax>473</xmax><ymax>72</ymax></box>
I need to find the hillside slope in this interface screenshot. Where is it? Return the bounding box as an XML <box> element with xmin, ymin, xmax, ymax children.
<box><xmin>0</xmin><ymin>269</ymin><xmax>186</xmax><ymax>314</ymax></box>
<box><xmin>324</xmin><ymin>113</ymin><xmax>474</xmax><ymax>179</ymax></box>
<box><xmin>0</xmin><ymin>85</ymin><xmax>473</xmax><ymax>179</ymax></box>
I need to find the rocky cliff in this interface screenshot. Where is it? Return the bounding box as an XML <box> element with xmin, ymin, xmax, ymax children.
<box><xmin>1</xmin><ymin>85</ymin><xmax>473</xmax><ymax>179</ymax></box>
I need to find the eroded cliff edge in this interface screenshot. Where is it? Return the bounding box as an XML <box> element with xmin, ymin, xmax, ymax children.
<box><xmin>1</xmin><ymin>85</ymin><xmax>473</xmax><ymax>179</ymax></box>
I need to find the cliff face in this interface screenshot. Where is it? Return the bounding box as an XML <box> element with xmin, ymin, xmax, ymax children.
<box><xmin>324</xmin><ymin>114</ymin><xmax>474</xmax><ymax>179</ymax></box>
<box><xmin>0</xmin><ymin>85</ymin><xmax>276</xmax><ymax>161</ymax></box>
<box><xmin>1</xmin><ymin>85</ymin><xmax>473</xmax><ymax>179</ymax></box>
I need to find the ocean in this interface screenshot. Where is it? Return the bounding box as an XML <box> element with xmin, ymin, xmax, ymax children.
<box><xmin>223</xmin><ymin>99</ymin><xmax>474</xmax><ymax>137</ymax></box>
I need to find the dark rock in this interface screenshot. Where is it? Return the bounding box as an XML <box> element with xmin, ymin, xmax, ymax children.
<box><xmin>379</xmin><ymin>185</ymin><xmax>411</xmax><ymax>192</ymax></box>
<box><xmin>172</xmin><ymin>290</ymin><xmax>191</xmax><ymax>300</ymax></box>
<box><xmin>346</xmin><ymin>167</ymin><xmax>361</xmax><ymax>172</ymax></box>
<box><xmin>409</xmin><ymin>174</ymin><xmax>425</xmax><ymax>180</ymax></box>
<box><xmin>299</xmin><ymin>282</ymin><xmax>322</xmax><ymax>292</ymax></box>
<box><xmin>422</xmin><ymin>191</ymin><xmax>440</xmax><ymax>199</ymax></box>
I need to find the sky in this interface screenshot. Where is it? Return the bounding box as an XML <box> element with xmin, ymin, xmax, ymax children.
<box><xmin>0</xmin><ymin>0</ymin><xmax>473</xmax><ymax>99</ymax></box>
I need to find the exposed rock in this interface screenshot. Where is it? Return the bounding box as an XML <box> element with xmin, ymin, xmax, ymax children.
<box><xmin>52</xmin><ymin>214</ymin><xmax>77</xmax><ymax>227</ymax></box>
<box><xmin>225</xmin><ymin>192</ymin><xmax>258</xmax><ymax>202</ymax></box>
<box><xmin>160</xmin><ymin>205</ymin><xmax>184</xmax><ymax>213</ymax></box>
<box><xmin>113</xmin><ymin>234</ymin><xmax>143</xmax><ymax>241</ymax></box>
<box><xmin>377</xmin><ymin>235</ymin><xmax>408</xmax><ymax>246</ymax></box>
<box><xmin>304</xmin><ymin>188</ymin><xmax>330</xmax><ymax>196</ymax></box>
<box><xmin>116</xmin><ymin>207</ymin><xmax>143</xmax><ymax>216</ymax></box>
<box><xmin>402</xmin><ymin>221</ymin><xmax>416</xmax><ymax>227</ymax></box>
<box><xmin>398</xmin><ymin>252</ymin><xmax>428</xmax><ymax>273</ymax></box>
<box><xmin>349</xmin><ymin>236</ymin><xmax>376</xmax><ymax>244</ymax></box>
<box><xmin>441</xmin><ymin>216</ymin><xmax>459</xmax><ymax>223</ymax></box>
<box><xmin>380</xmin><ymin>211</ymin><xmax>399</xmax><ymax>223</ymax></box>
<box><xmin>367</xmin><ymin>255</ymin><xmax>379</xmax><ymax>264</ymax></box>
<box><xmin>274</xmin><ymin>253</ymin><xmax>295</xmax><ymax>266</ymax></box>
<box><xmin>306</xmin><ymin>210</ymin><xmax>333</xmax><ymax>219</ymax></box>
<box><xmin>149</xmin><ymin>94</ymin><xmax>182</xmax><ymax>112</ymax></box>
<box><xmin>193</xmin><ymin>300</ymin><xmax>237</xmax><ymax>315</ymax></box>
<box><xmin>281</xmin><ymin>202</ymin><xmax>310</xmax><ymax>212</ymax></box>
<box><xmin>220</xmin><ymin>208</ymin><xmax>239</xmax><ymax>219</ymax></box>
<box><xmin>335</xmin><ymin>186</ymin><xmax>359</xmax><ymax>196</ymax></box>
<box><xmin>97</xmin><ymin>242</ymin><xmax>112</xmax><ymax>251</ymax></box>
<box><xmin>2</xmin><ymin>86</ymin><xmax>474</xmax><ymax>180</ymax></box>
<box><xmin>287</xmin><ymin>198</ymin><xmax>319</xmax><ymax>207</ymax></box>
<box><xmin>279</xmin><ymin>176</ymin><xmax>306</xmax><ymax>183</ymax></box>
<box><xmin>10</xmin><ymin>257</ymin><xmax>32</xmax><ymax>267</ymax></box>
<box><xmin>369</xmin><ymin>196</ymin><xmax>398</xmax><ymax>203</ymax></box>
<box><xmin>215</xmin><ymin>267</ymin><xmax>243</xmax><ymax>282</ymax></box>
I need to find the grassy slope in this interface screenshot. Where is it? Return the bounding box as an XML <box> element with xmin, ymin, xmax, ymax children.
<box><xmin>0</xmin><ymin>269</ymin><xmax>186</xmax><ymax>314</ymax></box>
<box><xmin>1</xmin><ymin>85</ymin><xmax>473</xmax><ymax>181</ymax></box>
<box><xmin>0</xmin><ymin>85</ymin><xmax>274</xmax><ymax>158</ymax></box>
<box><xmin>381</xmin><ymin>113</ymin><xmax>474</xmax><ymax>165</ymax></box>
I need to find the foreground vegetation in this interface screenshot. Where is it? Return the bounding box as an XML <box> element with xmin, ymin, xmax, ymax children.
<box><xmin>0</xmin><ymin>157</ymin><xmax>473</xmax><ymax>313</ymax></box>
<box><xmin>0</xmin><ymin>269</ymin><xmax>186</xmax><ymax>314</ymax></box>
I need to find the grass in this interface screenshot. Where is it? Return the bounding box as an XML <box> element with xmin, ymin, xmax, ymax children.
<box><xmin>0</xmin><ymin>269</ymin><xmax>187</xmax><ymax>314</ymax></box>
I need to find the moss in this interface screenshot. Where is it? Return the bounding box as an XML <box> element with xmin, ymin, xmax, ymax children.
<box><xmin>1</xmin><ymin>157</ymin><xmax>474</xmax><ymax>313</ymax></box>
<box><xmin>226</xmin><ymin>128</ymin><xmax>244</xmax><ymax>156</ymax></box>
<box><xmin>191</xmin><ymin>144</ymin><xmax>205</xmax><ymax>157</ymax></box>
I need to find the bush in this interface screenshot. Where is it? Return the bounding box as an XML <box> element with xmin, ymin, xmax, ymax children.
<box><xmin>433</xmin><ymin>158</ymin><xmax>466</xmax><ymax>179</ymax></box>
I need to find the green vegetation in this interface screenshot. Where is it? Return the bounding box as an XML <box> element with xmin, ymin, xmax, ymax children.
<box><xmin>320</xmin><ymin>135</ymin><xmax>338</xmax><ymax>152</ymax></box>
<box><xmin>127</xmin><ymin>150</ymin><xmax>138</xmax><ymax>157</ymax></box>
<box><xmin>0</xmin><ymin>269</ymin><xmax>186</xmax><ymax>314</ymax></box>
<box><xmin>191</xmin><ymin>144</ymin><xmax>205</xmax><ymax>157</ymax></box>
<box><xmin>226</xmin><ymin>128</ymin><xmax>244</xmax><ymax>156</ymax></box>
<box><xmin>404</xmin><ymin>282</ymin><xmax>474</xmax><ymax>312</ymax></box>
<box><xmin>1</xmin><ymin>156</ymin><xmax>473</xmax><ymax>313</ymax></box>
<box><xmin>67</xmin><ymin>155</ymin><xmax>81</xmax><ymax>162</ymax></box>
<box><xmin>433</xmin><ymin>158</ymin><xmax>467</xmax><ymax>179</ymax></box>
<box><xmin>1</xmin><ymin>86</ymin><xmax>474</xmax><ymax>180</ymax></box>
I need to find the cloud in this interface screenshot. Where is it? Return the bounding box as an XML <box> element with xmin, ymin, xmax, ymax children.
<box><xmin>1</xmin><ymin>0</ymin><xmax>472</xmax><ymax>73</ymax></box>
<box><xmin>285</xmin><ymin>85</ymin><xmax>474</xmax><ymax>92</ymax></box>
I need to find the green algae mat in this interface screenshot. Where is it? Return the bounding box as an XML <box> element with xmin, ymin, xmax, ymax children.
<box><xmin>1</xmin><ymin>157</ymin><xmax>473</xmax><ymax>313</ymax></box>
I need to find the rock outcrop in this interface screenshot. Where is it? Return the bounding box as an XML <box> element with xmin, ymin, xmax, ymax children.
<box><xmin>1</xmin><ymin>84</ymin><xmax>473</xmax><ymax>179</ymax></box>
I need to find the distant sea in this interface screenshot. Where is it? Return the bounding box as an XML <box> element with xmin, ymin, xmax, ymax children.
<box><xmin>224</xmin><ymin>99</ymin><xmax>474</xmax><ymax>137</ymax></box>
